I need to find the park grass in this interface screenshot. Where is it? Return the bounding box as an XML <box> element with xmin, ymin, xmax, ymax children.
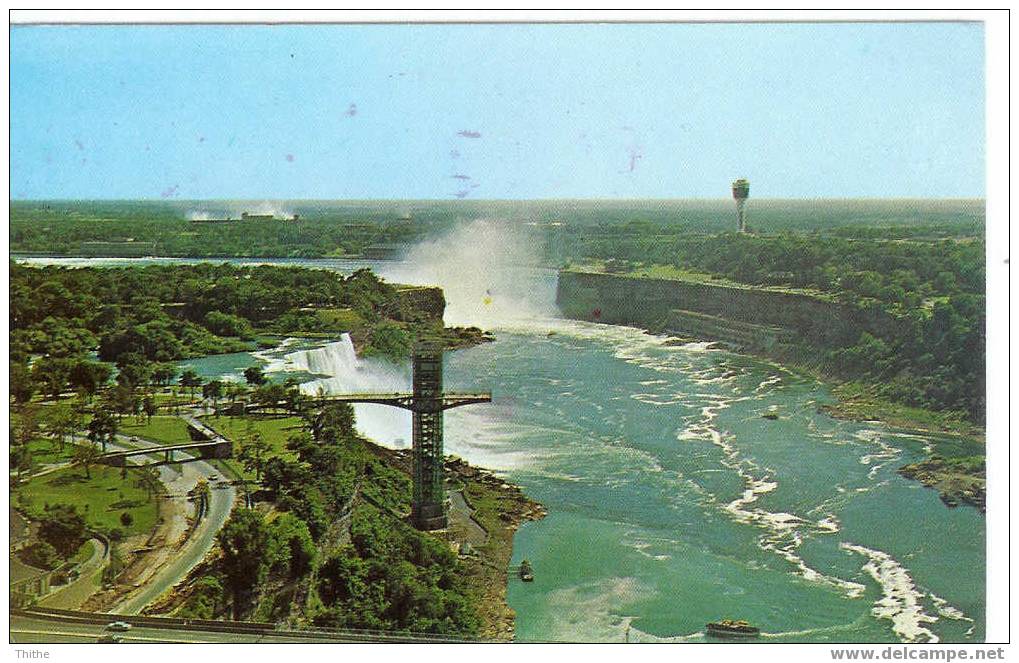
<box><xmin>200</xmin><ymin>414</ymin><xmax>306</xmax><ymax>481</ymax></box>
<box><xmin>315</xmin><ymin>307</ymin><xmax>366</xmax><ymax>333</ymax></box>
<box><xmin>25</xmin><ymin>436</ymin><xmax>76</xmax><ymax>467</ymax></box>
<box><xmin>119</xmin><ymin>416</ymin><xmax>192</xmax><ymax>445</ymax></box>
<box><xmin>202</xmin><ymin>414</ymin><xmax>305</xmax><ymax>453</ymax></box>
<box><xmin>14</xmin><ymin>465</ymin><xmax>159</xmax><ymax>538</ymax></box>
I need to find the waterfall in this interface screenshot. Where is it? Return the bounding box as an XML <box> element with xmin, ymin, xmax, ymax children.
<box><xmin>278</xmin><ymin>334</ymin><xmax>413</xmax><ymax>447</ymax></box>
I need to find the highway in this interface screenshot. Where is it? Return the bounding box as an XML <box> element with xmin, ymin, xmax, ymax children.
<box><xmin>10</xmin><ymin>611</ymin><xmax>487</xmax><ymax>644</ymax></box>
<box><xmin>11</xmin><ymin>614</ymin><xmax>360</xmax><ymax>643</ymax></box>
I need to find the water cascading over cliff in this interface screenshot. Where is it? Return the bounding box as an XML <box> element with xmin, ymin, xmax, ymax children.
<box><xmin>283</xmin><ymin>334</ymin><xmax>413</xmax><ymax>447</ymax></box>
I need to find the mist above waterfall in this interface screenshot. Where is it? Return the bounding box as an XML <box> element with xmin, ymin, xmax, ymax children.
<box><xmin>382</xmin><ymin>219</ymin><xmax>559</xmax><ymax>328</ymax></box>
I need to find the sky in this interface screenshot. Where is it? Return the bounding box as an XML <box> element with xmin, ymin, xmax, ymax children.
<box><xmin>10</xmin><ymin>22</ymin><xmax>985</xmax><ymax>200</ymax></box>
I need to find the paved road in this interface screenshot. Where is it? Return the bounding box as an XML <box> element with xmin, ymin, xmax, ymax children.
<box><xmin>10</xmin><ymin>615</ymin><xmax>357</xmax><ymax>643</ymax></box>
<box><xmin>10</xmin><ymin>613</ymin><xmax>485</xmax><ymax>644</ymax></box>
<box><xmin>106</xmin><ymin>433</ymin><xmax>236</xmax><ymax>615</ymax></box>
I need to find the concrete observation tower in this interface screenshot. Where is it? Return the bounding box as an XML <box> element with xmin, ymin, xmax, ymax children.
<box><xmin>732</xmin><ymin>178</ymin><xmax>750</xmax><ymax>232</ymax></box>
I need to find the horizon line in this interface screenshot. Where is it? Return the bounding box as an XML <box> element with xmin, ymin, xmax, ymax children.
<box><xmin>8</xmin><ymin>196</ymin><xmax>987</xmax><ymax>203</ymax></box>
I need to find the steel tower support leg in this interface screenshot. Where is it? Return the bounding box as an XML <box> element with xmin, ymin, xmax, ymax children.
<box><xmin>411</xmin><ymin>351</ymin><xmax>448</xmax><ymax>530</ymax></box>
<box><xmin>736</xmin><ymin>198</ymin><xmax>746</xmax><ymax>233</ymax></box>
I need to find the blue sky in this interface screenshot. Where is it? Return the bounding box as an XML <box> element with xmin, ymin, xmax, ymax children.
<box><xmin>10</xmin><ymin>22</ymin><xmax>984</xmax><ymax>199</ymax></box>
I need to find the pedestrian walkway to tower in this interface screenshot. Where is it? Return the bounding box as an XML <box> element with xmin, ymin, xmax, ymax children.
<box><xmin>246</xmin><ymin>347</ymin><xmax>491</xmax><ymax>530</ymax></box>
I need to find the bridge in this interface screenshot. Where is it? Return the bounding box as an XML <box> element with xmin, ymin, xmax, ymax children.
<box><xmin>245</xmin><ymin>392</ymin><xmax>491</xmax><ymax>413</ymax></box>
<box><xmin>249</xmin><ymin>347</ymin><xmax>491</xmax><ymax>531</ymax></box>
<box><xmin>98</xmin><ymin>419</ymin><xmax>233</xmax><ymax>467</ymax></box>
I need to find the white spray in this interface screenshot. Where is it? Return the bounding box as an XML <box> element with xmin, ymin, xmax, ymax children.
<box><xmin>382</xmin><ymin>219</ymin><xmax>559</xmax><ymax>328</ymax></box>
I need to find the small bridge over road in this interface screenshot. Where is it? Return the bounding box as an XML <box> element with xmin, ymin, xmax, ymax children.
<box><xmin>98</xmin><ymin>419</ymin><xmax>233</xmax><ymax>467</ymax></box>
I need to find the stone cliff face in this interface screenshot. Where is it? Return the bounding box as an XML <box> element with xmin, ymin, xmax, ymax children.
<box><xmin>556</xmin><ymin>270</ymin><xmax>907</xmax><ymax>350</ymax></box>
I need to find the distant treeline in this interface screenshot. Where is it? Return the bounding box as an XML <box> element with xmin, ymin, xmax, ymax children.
<box><xmin>10</xmin><ymin>199</ymin><xmax>983</xmax><ymax>260</ymax></box>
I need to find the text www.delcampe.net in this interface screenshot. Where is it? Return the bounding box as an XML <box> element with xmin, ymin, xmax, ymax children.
<box><xmin>831</xmin><ymin>648</ymin><xmax>1006</xmax><ymax>661</ymax></box>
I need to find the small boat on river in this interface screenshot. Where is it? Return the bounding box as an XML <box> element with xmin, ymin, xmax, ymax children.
<box><xmin>706</xmin><ymin>619</ymin><xmax>760</xmax><ymax>638</ymax></box>
<box><xmin>519</xmin><ymin>559</ymin><xmax>534</xmax><ymax>582</ymax></box>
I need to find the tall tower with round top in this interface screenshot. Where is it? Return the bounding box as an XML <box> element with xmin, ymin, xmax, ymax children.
<box><xmin>732</xmin><ymin>178</ymin><xmax>750</xmax><ymax>232</ymax></box>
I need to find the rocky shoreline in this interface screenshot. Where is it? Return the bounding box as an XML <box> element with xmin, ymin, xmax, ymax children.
<box><xmin>444</xmin><ymin>456</ymin><xmax>546</xmax><ymax>640</ymax></box>
<box><xmin>897</xmin><ymin>457</ymin><xmax>986</xmax><ymax>513</ymax></box>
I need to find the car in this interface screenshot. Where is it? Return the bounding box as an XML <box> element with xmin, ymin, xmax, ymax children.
<box><xmin>105</xmin><ymin>621</ymin><xmax>132</xmax><ymax>632</ymax></box>
<box><xmin>97</xmin><ymin>634</ymin><xmax>122</xmax><ymax>643</ymax></box>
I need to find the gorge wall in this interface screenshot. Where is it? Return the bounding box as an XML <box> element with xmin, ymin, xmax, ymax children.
<box><xmin>555</xmin><ymin>270</ymin><xmax>907</xmax><ymax>353</ymax></box>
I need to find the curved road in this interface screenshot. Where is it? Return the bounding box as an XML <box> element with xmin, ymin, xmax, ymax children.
<box><xmin>105</xmin><ymin>430</ymin><xmax>236</xmax><ymax>615</ymax></box>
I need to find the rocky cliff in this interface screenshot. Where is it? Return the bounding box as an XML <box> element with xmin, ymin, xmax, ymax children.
<box><xmin>556</xmin><ymin>269</ymin><xmax>907</xmax><ymax>351</ymax></box>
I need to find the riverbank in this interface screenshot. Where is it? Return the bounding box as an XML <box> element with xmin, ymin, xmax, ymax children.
<box><xmin>361</xmin><ymin>444</ymin><xmax>547</xmax><ymax>640</ymax></box>
<box><xmin>556</xmin><ymin>266</ymin><xmax>986</xmax><ymax>513</ymax></box>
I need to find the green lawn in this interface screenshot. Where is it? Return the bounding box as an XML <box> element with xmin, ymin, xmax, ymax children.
<box><xmin>203</xmin><ymin>414</ymin><xmax>305</xmax><ymax>453</ymax></box>
<box><xmin>569</xmin><ymin>260</ymin><xmax>836</xmax><ymax>301</ymax></box>
<box><xmin>201</xmin><ymin>414</ymin><xmax>306</xmax><ymax>481</ymax></box>
<box><xmin>119</xmin><ymin>416</ymin><xmax>191</xmax><ymax>445</ymax></box>
<box><xmin>25</xmin><ymin>436</ymin><xmax>76</xmax><ymax>467</ymax></box>
<box><xmin>14</xmin><ymin>465</ymin><xmax>159</xmax><ymax>538</ymax></box>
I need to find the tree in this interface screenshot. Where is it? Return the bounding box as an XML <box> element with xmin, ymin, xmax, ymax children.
<box><xmin>10</xmin><ymin>442</ymin><xmax>32</xmax><ymax>480</ymax></box>
<box><xmin>268</xmin><ymin>513</ymin><xmax>317</xmax><ymax>579</ymax></box>
<box><xmin>109</xmin><ymin>384</ymin><xmax>139</xmax><ymax>422</ymax></box>
<box><xmin>10</xmin><ymin>361</ymin><xmax>36</xmax><ymax>404</ymax></box>
<box><xmin>261</xmin><ymin>456</ymin><xmax>312</xmax><ymax>500</ymax></box>
<box><xmin>216</xmin><ymin>510</ymin><xmax>272</xmax><ymax>619</ymax></box>
<box><xmin>68</xmin><ymin>359</ymin><xmax>113</xmax><ymax>398</ymax></box>
<box><xmin>46</xmin><ymin>403</ymin><xmax>79</xmax><ymax>453</ymax></box>
<box><xmin>151</xmin><ymin>362</ymin><xmax>180</xmax><ymax>387</ymax></box>
<box><xmin>18</xmin><ymin>541</ymin><xmax>61</xmax><ymax>570</ymax></box>
<box><xmin>311</xmin><ymin>403</ymin><xmax>357</xmax><ymax>443</ymax></box>
<box><xmin>72</xmin><ymin>441</ymin><xmax>103</xmax><ymax>480</ymax></box>
<box><xmin>14</xmin><ymin>404</ymin><xmax>40</xmax><ymax>448</ymax></box>
<box><xmin>204</xmin><ymin>311</ymin><xmax>255</xmax><ymax>340</ymax></box>
<box><xmin>283</xmin><ymin>386</ymin><xmax>311</xmax><ymax>416</ymax></box>
<box><xmin>253</xmin><ymin>383</ymin><xmax>287</xmax><ymax>411</ymax></box>
<box><xmin>238</xmin><ymin>427</ymin><xmax>272</xmax><ymax>482</ymax></box>
<box><xmin>32</xmin><ymin>357</ymin><xmax>73</xmax><ymax>401</ymax></box>
<box><xmin>226</xmin><ymin>382</ymin><xmax>248</xmax><ymax>410</ymax></box>
<box><xmin>179</xmin><ymin>369</ymin><xmax>203</xmax><ymax>401</ymax></box>
<box><xmin>362</xmin><ymin>321</ymin><xmax>412</xmax><ymax>361</ymax></box>
<box><xmin>203</xmin><ymin>379</ymin><xmax>225</xmax><ymax>413</ymax></box>
<box><xmin>115</xmin><ymin>352</ymin><xmax>152</xmax><ymax>389</ymax></box>
<box><xmin>142</xmin><ymin>395</ymin><xmax>158</xmax><ymax>423</ymax></box>
<box><xmin>133</xmin><ymin>466</ymin><xmax>162</xmax><ymax>502</ymax></box>
<box><xmin>243</xmin><ymin>365</ymin><xmax>267</xmax><ymax>386</ymax></box>
<box><xmin>87</xmin><ymin>406</ymin><xmax>118</xmax><ymax>452</ymax></box>
<box><xmin>120</xmin><ymin>512</ymin><xmax>134</xmax><ymax>528</ymax></box>
<box><xmin>38</xmin><ymin>504</ymin><xmax>88</xmax><ymax>557</ymax></box>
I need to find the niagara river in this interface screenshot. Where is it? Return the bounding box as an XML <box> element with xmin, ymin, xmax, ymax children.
<box><xmin>23</xmin><ymin>248</ymin><xmax>985</xmax><ymax>643</ymax></box>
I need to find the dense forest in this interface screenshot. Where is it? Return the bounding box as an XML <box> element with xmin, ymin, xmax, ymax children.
<box><xmin>180</xmin><ymin>403</ymin><xmax>480</xmax><ymax>634</ymax></box>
